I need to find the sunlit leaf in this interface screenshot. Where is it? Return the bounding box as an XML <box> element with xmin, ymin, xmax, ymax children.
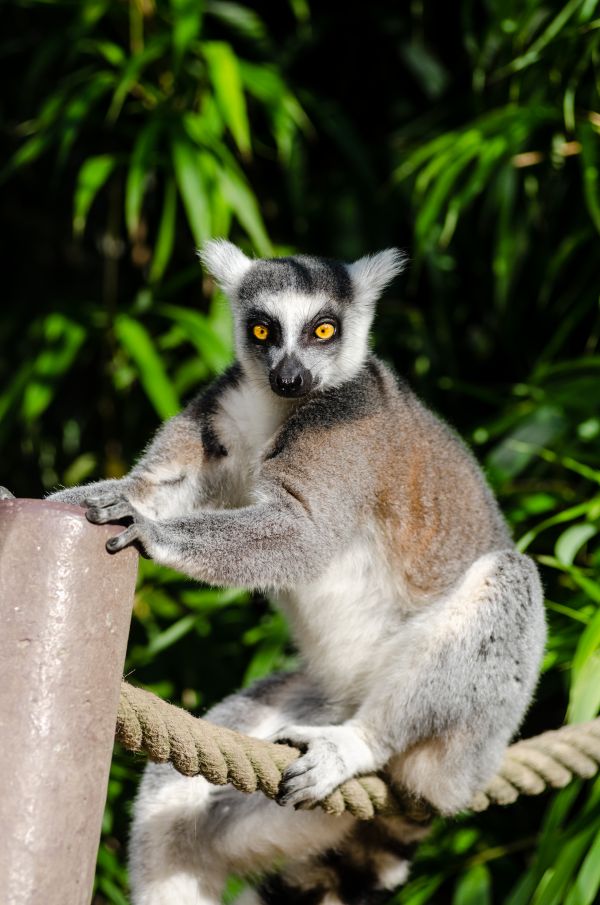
<box><xmin>202</xmin><ymin>41</ymin><xmax>251</xmax><ymax>156</ymax></box>
<box><xmin>217</xmin><ymin>163</ymin><xmax>271</xmax><ymax>254</ymax></box>
<box><xmin>565</xmin><ymin>828</ymin><xmax>600</xmax><ymax>905</ymax></box>
<box><xmin>170</xmin><ymin>0</ymin><xmax>203</xmax><ymax>66</ymax></box>
<box><xmin>160</xmin><ymin>304</ymin><xmax>233</xmax><ymax>372</ymax></box>
<box><xmin>149</xmin><ymin>177</ymin><xmax>177</xmax><ymax>283</ymax></box>
<box><xmin>556</xmin><ymin>524</ymin><xmax>598</xmax><ymax>566</ymax></box>
<box><xmin>114</xmin><ymin>315</ymin><xmax>180</xmax><ymax>419</ymax></box>
<box><xmin>171</xmin><ymin>135</ymin><xmax>212</xmax><ymax>245</ymax></box>
<box><xmin>21</xmin><ymin>315</ymin><xmax>86</xmax><ymax>421</ymax></box>
<box><xmin>453</xmin><ymin>864</ymin><xmax>491</xmax><ymax>905</ymax></box>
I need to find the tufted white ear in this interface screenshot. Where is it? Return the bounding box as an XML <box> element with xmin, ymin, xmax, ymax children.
<box><xmin>347</xmin><ymin>248</ymin><xmax>407</xmax><ymax>306</ymax></box>
<box><xmin>199</xmin><ymin>239</ymin><xmax>252</xmax><ymax>295</ymax></box>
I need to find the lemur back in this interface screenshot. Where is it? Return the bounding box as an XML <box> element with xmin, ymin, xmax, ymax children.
<box><xmin>50</xmin><ymin>241</ymin><xmax>545</xmax><ymax>905</ymax></box>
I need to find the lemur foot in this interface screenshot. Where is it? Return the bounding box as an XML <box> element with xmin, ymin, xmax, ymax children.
<box><xmin>275</xmin><ymin>724</ymin><xmax>378</xmax><ymax>809</ymax></box>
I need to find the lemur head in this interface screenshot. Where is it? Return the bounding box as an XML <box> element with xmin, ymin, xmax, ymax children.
<box><xmin>200</xmin><ymin>240</ymin><xmax>406</xmax><ymax>398</ymax></box>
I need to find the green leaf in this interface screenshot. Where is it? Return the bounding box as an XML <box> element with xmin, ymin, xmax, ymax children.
<box><xmin>107</xmin><ymin>37</ymin><xmax>167</xmax><ymax>123</ymax></box>
<box><xmin>579</xmin><ymin>123</ymin><xmax>600</xmax><ymax>235</ymax></box>
<box><xmin>143</xmin><ymin>614</ymin><xmax>199</xmax><ymax>659</ymax></box>
<box><xmin>487</xmin><ymin>406</ymin><xmax>566</xmax><ymax>483</ymax></box>
<box><xmin>498</xmin><ymin>0</ymin><xmax>585</xmax><ymax>76</ymax></box>
<box><xmin>171</xmin><ymin>135</ymin><xmax>212</xmax><ymax>245</ymax></box>
<box><xmin>556</xmin><ymin>524</ymin><xmax>598</xmax><ymax>566</ymax></box>
<box><xmin>159</xmin><ymin>305</ymin><xmax>233</xmax><ymax>372</ymax></box>
<box><xmin>531</xmin><ymin>826</ymin><xmax>596</xmax><ymax>905</ymax></box>
<box><xmin>114</xmin><ymin>315</ymin><xmax>180</xmax><ymax>419</ymax></box>
<box><xmin>149</xmin><ymin>177</ymin><xmax>177</xmax><ymax>283</ymax></box>
<box><xmin>568</xmin><ymin>655</ymin><xmax>600</xmax><ymax>723</ymax></box>
<box><xmin>126</xmin><ymin>120</ymin><xmax>160</xmax><ymax>236</ymax></box>
<box><xmin>453</xmin><ymin>864</ymin><xmax>492</xmax><ymax>905</ymax></box>
<box><xmin>566</xmin><ymin>828</ymin><xmax>600</xmax><ymax>905</ymax></box>
<box><xmin>170</xmin><ymin>0</ymin><xmax>203</xmax><ymax>66</ymax></box>
<box><xmin>206</xmin><ymin>1</ymin><xmax>268</xmax><ymax>42</ymax></box>
<box><xmin>202</xmin><ymin>41</ymin><xmax>251</xmax><ymax>156</ymax></box>
<box><xmin>5</xmin><ymin>132</ymin><xmax>51</xmax><ymax>175</ymax></box>
<box><xmin>217</xmin><ymin>163</ymin><xmax>271</xmax><ymax>254</ymax></box>
<box><xmin>568</xmin><ymin>607</ymin><xmax>600</xmax><ymax>722</ymax></box>
<box><xmin>21</xmin><ymin>315</ymin><xmax>85</xmax><ymax>421</ymax></box>
<box><xmin>73</xmin><ymin>154</ymin><xmax>116</xmax><ymax>234</ymax></box>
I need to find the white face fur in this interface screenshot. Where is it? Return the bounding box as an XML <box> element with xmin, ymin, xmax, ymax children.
<box><xmin>200</xmin><ymin>240</ymin><xmax>406</xmax><ymax>398</ymax></box>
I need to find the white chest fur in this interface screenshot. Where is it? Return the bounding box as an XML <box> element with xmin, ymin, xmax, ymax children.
<box><xmin>277</xmin><ymin>532</ymin><xmax>409</xmax><ymax>707</ymax></box>
<box><xmin>214</xmin><ymin>379</ymin><xmax>294</xmax><ymax>505</ymax></box>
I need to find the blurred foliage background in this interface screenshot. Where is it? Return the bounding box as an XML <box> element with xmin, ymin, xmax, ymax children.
<box><xmin>2</xmin><ymin>0</ymin><xmax>600</xmax><ymax>902</ymax></box>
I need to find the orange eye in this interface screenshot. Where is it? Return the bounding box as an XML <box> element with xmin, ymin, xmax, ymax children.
<box><xmin>253</xmin><ymin>324</ymin><xmax>269</xmax><ymax>341</ymax></box>
<box><xmin>315</xmin><ymin>322</ymin><xmax>336</xmax><ymax>341</ymax></box>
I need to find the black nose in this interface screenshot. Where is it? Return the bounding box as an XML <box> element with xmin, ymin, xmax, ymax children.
<box><xmin>276</xmin><ymin>372</ymin><xmax>303</xmax><ymax>394</ymax></box>
<box><xmin>269</xmin><ymin>355</ymin><xmax>313</xmax><ymax>397</ymax></box>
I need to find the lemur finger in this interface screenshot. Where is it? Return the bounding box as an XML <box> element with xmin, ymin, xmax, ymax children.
<box><xmin>277</xmin><ymin>783</ymin><xmax>319</xmax><ymax>809</ymax></box>
<box><xmin>280</xmin><ymin>759</ymin><xmax>319</xmax><ymax>781</ymax></box>
<box><xmin>86</xmin><ymin>501</ymin><xmax>134</xmax><ymax>524</ymax></box>
<box><xmin>106</xmin><ymin>525</ymin><xmax>139</xmax><ymax>553</ymax></box>
<box><xmin>83</xmin><ymin>492</ymin><xmax>124</xmax><ymax>509</ymax></box>
<box><xmin>272</xmin><ymin>725</ymin><xmax>317</xmax><ymax>747</ymax></box>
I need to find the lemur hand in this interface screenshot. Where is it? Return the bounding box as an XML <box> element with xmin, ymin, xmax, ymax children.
<box><xmin>85</xmin><ymin>489</ymin><xmax>154</xmax><ymax>554</ymax></box>
<box><xmin>274</xmin><ymin>724</ymin><xmax>378</xmax><ymax>809</ymax></box>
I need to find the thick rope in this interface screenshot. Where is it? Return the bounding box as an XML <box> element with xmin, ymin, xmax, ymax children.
<box><xmin>116</xmin><ymin>682</ymin><xmax>600</xmax><ymax>821</ymax></box>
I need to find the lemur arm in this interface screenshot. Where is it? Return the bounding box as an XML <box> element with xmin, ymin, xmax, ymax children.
<box><xmin>48</xmin><ymin>402</ymin><xmax>210</xmax><ymax>517</ymax></box>
<box><xmin>86</xmin><ymin>468</ymin><xmax>354</xmax><ymax>588</ymax></box>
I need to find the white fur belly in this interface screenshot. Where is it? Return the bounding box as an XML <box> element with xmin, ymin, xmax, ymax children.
<box><xmin>277</xmin><ymin>537</ymin><xmax>408</xmax><ymax>705</ymax></box>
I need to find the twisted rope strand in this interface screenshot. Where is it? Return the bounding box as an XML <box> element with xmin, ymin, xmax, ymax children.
<box><xmin>116</xmin><ymin>682</ymin><xmax>600</xmax><ymax>821</ymax></box>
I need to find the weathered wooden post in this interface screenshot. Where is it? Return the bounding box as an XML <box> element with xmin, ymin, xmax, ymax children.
<box><xmin>0</xmin><ymin>498</ymin><xmax>138</xmax><ymax>905</ymax></box>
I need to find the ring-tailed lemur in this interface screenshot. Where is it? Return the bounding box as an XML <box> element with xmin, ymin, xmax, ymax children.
<box><xmin>50</xmin><ymin>241</ymin><xmax>546</xmax><ymax>905</ymax></box>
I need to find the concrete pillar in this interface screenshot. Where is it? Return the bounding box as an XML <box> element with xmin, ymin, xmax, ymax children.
<box><xmin>0</xmin><ymin>499</ymin><xmax>138</xmax><ymax>905</ymax></box>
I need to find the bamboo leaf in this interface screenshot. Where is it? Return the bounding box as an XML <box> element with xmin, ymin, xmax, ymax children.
<box><xmin>73</xmin><ymin>154</ymin><xmax>116</xmax><ymax>234</ymax></box>
<box><xmin>107</xmin><ymin>37</ymin><xmax>167</xmax><ymax>123</ymax></box>
<box><xmin>202</xmin><ymin>41</ymin><xmax>251</xmax><ymax>156</ymax></box>
<box><xmin>565</xmin><ymin>828</ymin><xmax>600</xmax><ymax>905</ymax></box>
<box><xmin>556</xmin><ymin>524</ymin><xmax>598</xmax><ymax>566</ymax></box>
<box><xmin>217</xmin><ymin>163</ymin><xmax>271</xmax><ymax>254</ymax></box>
<box><xmin>114</xmin><ymin>315</ymin><xmax>180</xmax><ymax>419</ymax></box>
<box><xmin>21</xmin><ymin>315</ymin><xmax>86</xmax><ymax>421</ymax></box>
<box><xmin>579</xmin><ymin>123</ymin><xmax>600</xmax><ymax>235</ymax></box>
<box><xmin>453</xmin><ymin>864</ymin><xmax>492</xmax><ymax>905</ymax></box>
<box><xmin>171</xmin><ymin>135</ymin><xmax>212</xmax><ymax>245</ymax></box>
<box><xmin>206</xmin><ymin>1</ymin><xmax>268</xmax><ymax>42</ymax></box>
<box><xmin>170</xmin><ymin>0</ymin><xmax>203</xmax><ymax>66</ymax></box>
<box><xmin>149</xmin><ymin>177</ymin><xmax>177</xmax><ymax>283</ymax></box>
<box><xmin>159</xmin><ymin>304</ymin><xmax>233</xmax><ymax>372</ymax></box>
<box><xmin>126</xmin><ymin>121</ymin><xmax>160</xmax><ymax>237</ymax></box>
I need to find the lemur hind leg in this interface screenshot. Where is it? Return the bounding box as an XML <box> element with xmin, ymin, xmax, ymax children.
<box><xmin>257</xmin><ymin>813</ymin><xmax>433</xmax><ymax>905</ymax></box>
<box><xmin>386</xmin><ymin>549</ymin><xmax>546</xmax><ymax>814</ymax></box>
<box><xmin>129</xmin><ymin>672</ymin><xmax>355</xmax><ymax>905</ymax></box>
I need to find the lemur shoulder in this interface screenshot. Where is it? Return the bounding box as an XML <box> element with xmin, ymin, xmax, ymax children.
<box><xmin>50</xmin><ymin>241</ymin><xmax>546</xmax><ymax>905</ymax></box>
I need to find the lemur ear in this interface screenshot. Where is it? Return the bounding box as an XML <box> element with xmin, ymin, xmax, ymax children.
<box><xmin>347</xmin><ymin>248</ymin><xmax>407</xmax><ymax>306</ymax></box>
<box><xmin>199</xmin><ymin>239</ymin><xmax>252</xmax><ymax>295</ymax></box>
